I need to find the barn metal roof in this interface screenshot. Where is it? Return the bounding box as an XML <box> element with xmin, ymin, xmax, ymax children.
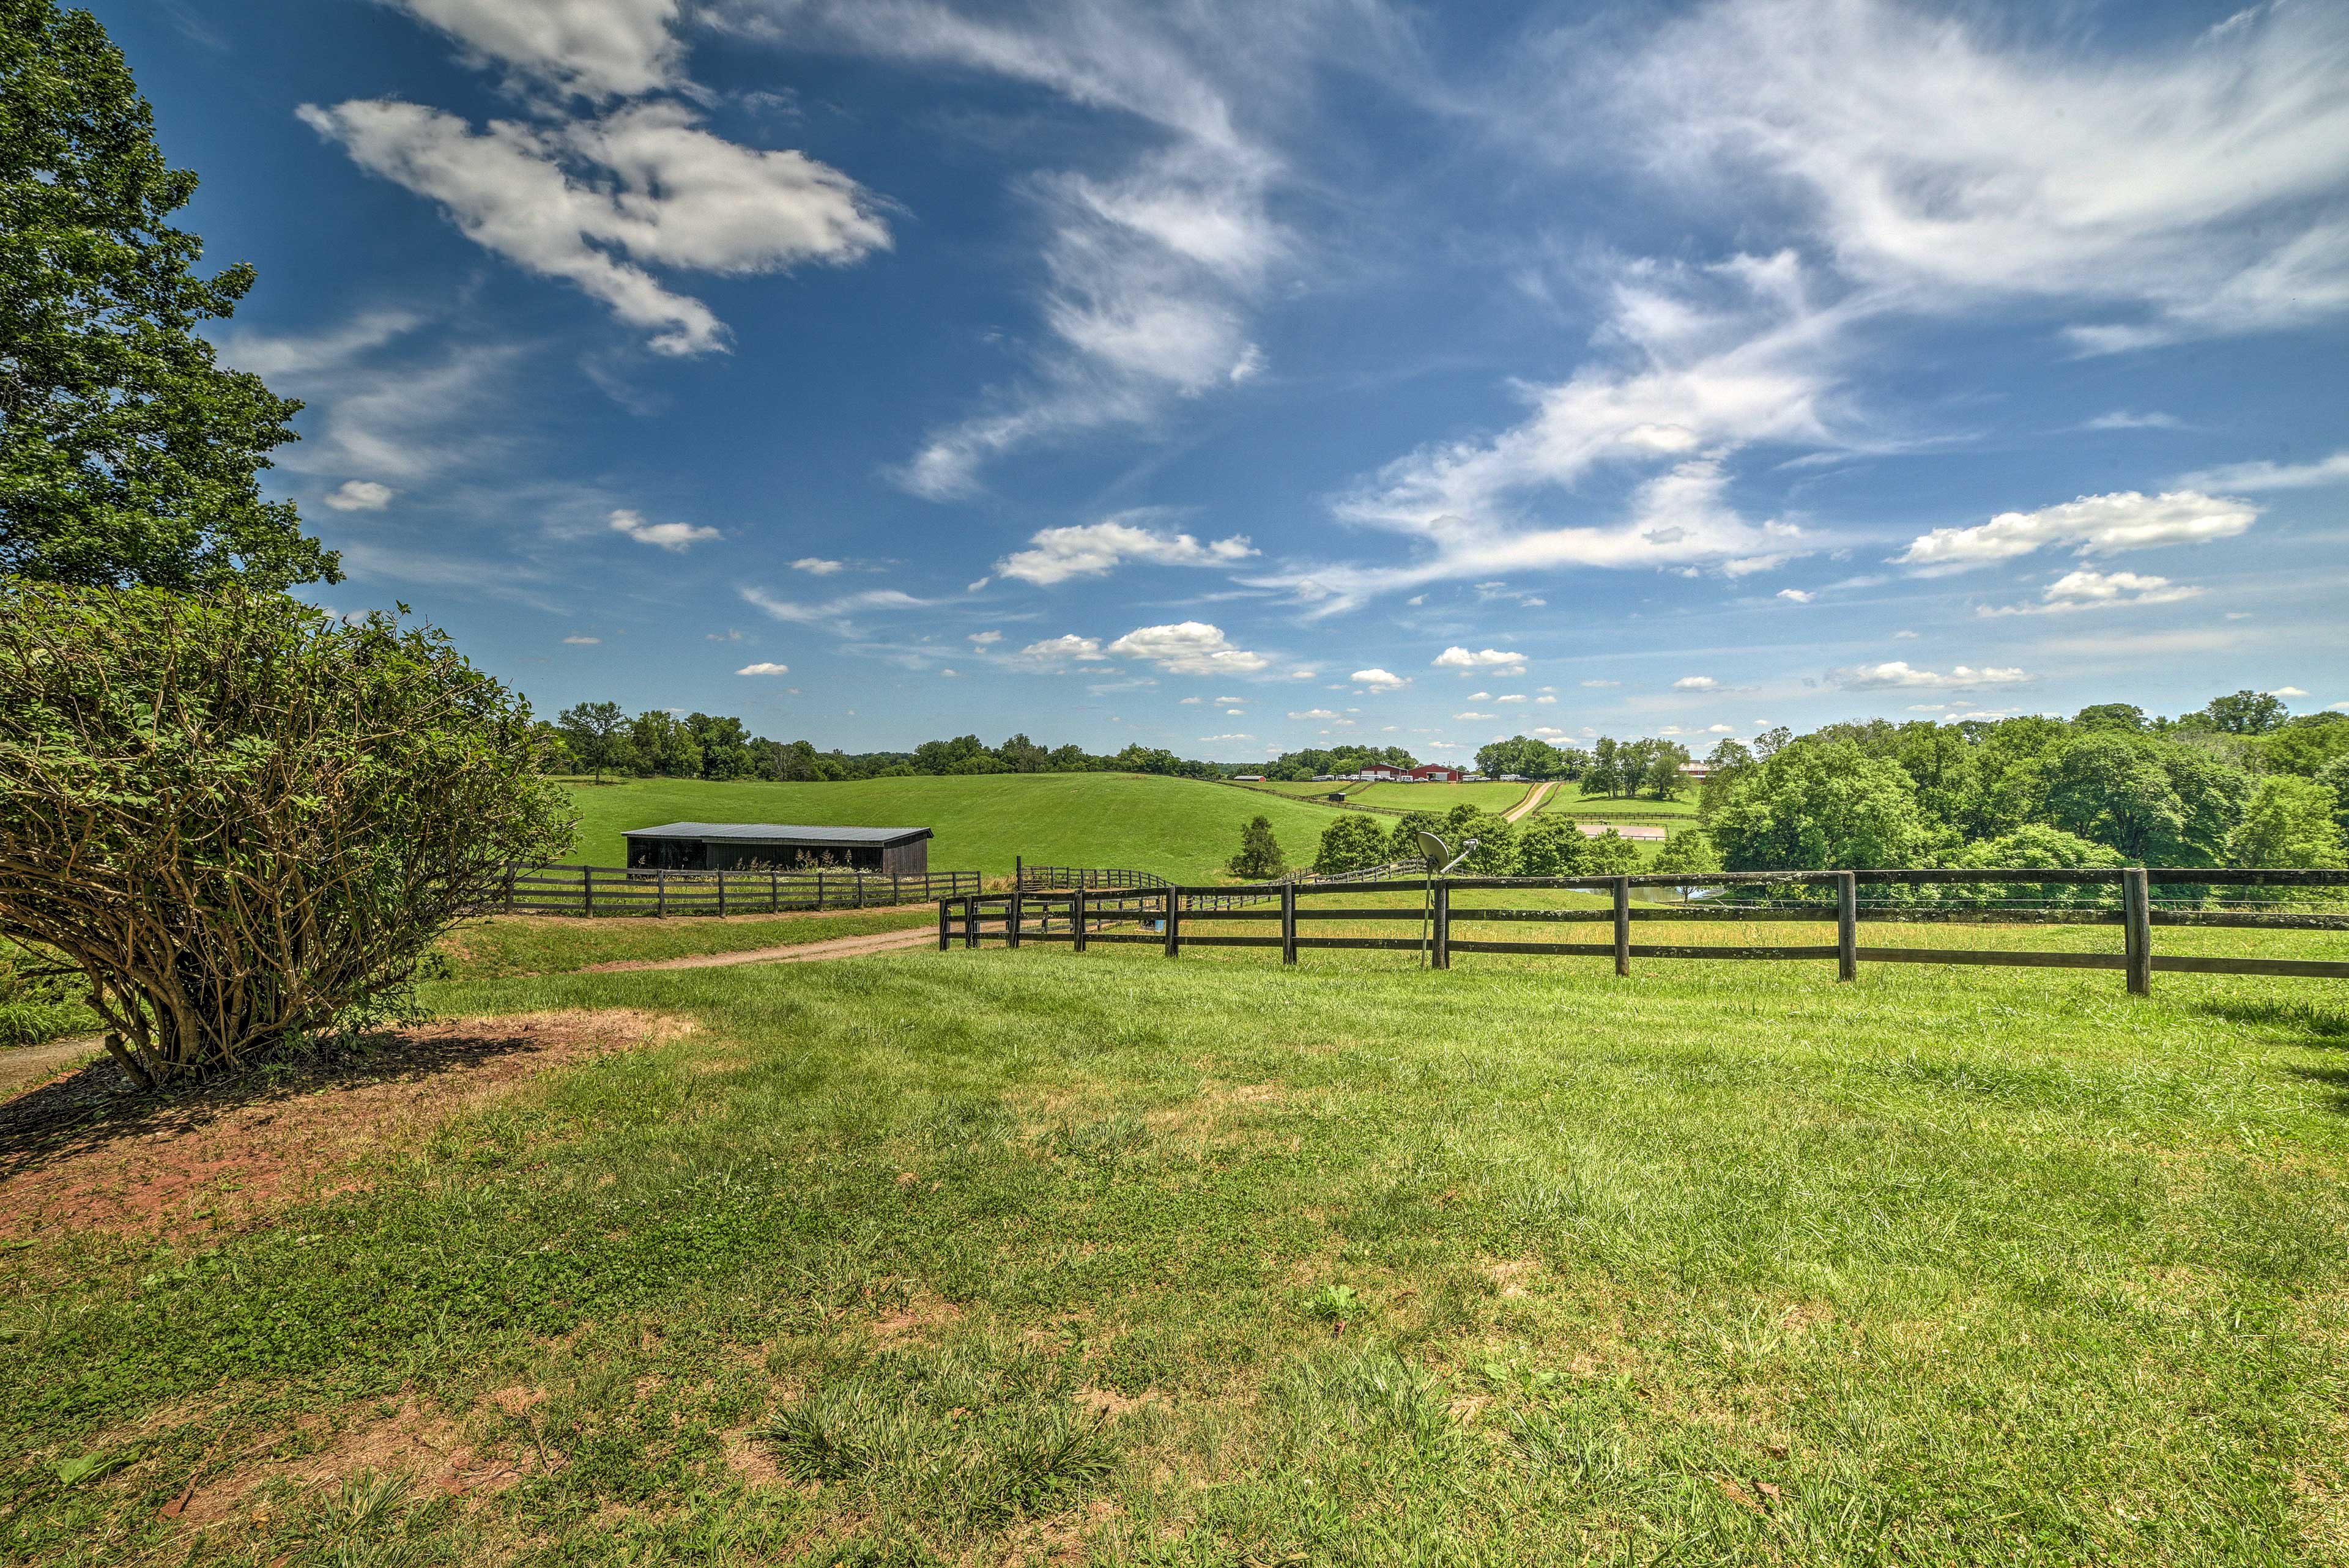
<box><xmin>621</xmin><ymin>821</ymin><xmax>932</xmax><ymax>845</ymax></box>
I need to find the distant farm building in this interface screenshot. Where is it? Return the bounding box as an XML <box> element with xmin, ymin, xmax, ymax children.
<box><xmin>623</xmin><ymin>822</ymin><xmax>932</xmax><ymax>874</ymax></box>
<box><xmin>1411</xmin><ymin>764</ymin><xmax>1465</xmax><ymax>783</ymax></box>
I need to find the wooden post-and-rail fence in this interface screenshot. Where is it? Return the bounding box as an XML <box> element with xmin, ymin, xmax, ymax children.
<box><xmin>499</xmin><ymin>863</ymin><xmax>979</xmax><ymax>917</ymax></box>
<box><xmin>941</xmin><ymin>866</ymin><xmax>2349</xmax><ymax>996</ymax></box>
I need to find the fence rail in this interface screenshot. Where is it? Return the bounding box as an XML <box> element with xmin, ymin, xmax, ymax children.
<box><xmin>940</xmin><ymin>866</ymin><xmax>2349</xmax><ymax>994</ymax></box>
<box><xmin>499</xmin><ymin>863</ymin><xmax>979</xmax><ymax>917</ymax></box>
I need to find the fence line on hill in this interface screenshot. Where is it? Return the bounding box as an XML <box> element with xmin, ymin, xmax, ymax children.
<box><xmin>1014</xmin><ymin>858</ymin><xmax>1417</xmax><ymax>911</ymax></box>
<box><xmin>941</xmin><ymin>867</ymin><xmax>2349</xmax><ymax>995</ymax></box>
<box><xmin>498</xmin><ymin>863</ymin><xmax>979</xmax><ymax>917</ymax></box>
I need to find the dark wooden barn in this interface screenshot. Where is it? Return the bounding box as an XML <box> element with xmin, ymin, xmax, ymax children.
<box><xmin>622</xmin><ymin>822</ymin><xmax>932</xmax><ymax>874</ymax></box>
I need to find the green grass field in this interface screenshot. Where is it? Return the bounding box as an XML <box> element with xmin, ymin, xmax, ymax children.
<box><xmin>1542</xmin><ymin>788</ymin><xmax>1701</xmax><ymax>820</ymax></box>
<box><xmin>558</xmin><ymin>774</ymin><xmax>1349</xmax><ymax>881</ymax></box>
<box><xmin>7</xmin><ymin>923</ymin><xmax>2348</xmax><ymax>1565</ymax></box>
<box><xmin>437</xmin><ymin>908</ymin><xmax>933</xmax><ymax>982</ymax></box>
<box><xmin>1349</xmin><ymin>780</ymin><xmax>1536</xmax><ymax>814</ymax></box>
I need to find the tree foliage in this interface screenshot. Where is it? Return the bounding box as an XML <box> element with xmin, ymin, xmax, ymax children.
<box><xmin>0</xmin><ymin>585</ymin><xmax>571</xmax><ymax>1083</ymax></box>
<box><xmin>1</xmin><ymin>0</ymin><xmax>334</xmax><ymax>590</ymax></box>
<box><xmin>2228</xmin><ymin>778</ymin><xmax>2348</xmax><ymax>870</ymax></box>
<box><xmin>1707</xmin><ymin>740</ymin><xmax>1929</xmax><ymax>871</ymax></box>
<box><xmin>1227</xmin><ymin>815</ymin><xmax>1286</xmax><ymax>879</ymax></box>
<box><xmin>1312</xmin><ymin>814</ymin><xmax>1389</xmax><ymax>875</ymax></box>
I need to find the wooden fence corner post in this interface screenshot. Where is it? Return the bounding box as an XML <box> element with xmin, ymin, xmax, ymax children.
<box><xmin>1281</xmin><ymin>882</ymin><xmax>1297</xmax><ymax>966</ymax></box>
<box><xmin>1164</xmin><ymin>887</ymin><xmax>1181</xmax><ymax>958</ymax></box>
<box><xmin>1612</xmin><ymin>877</ymin><xmax>1631</xmax><ymax>977</ymax></box>
<box><xmin>1836</xmin><ymin>871</ymin><xmax>1858</xmax><ymax>983</ymax></box>
<box><xmin>1009</xmin><ymin>886</ymin><xmax>1023</xmax><ymax>949</ymax></box>
<box><xmin>938</xmin><ymin>898</ymin><xmax>950</xmax><ymax>953</ymax></box>
<box><xmin>1074</xmin><ymin>887</ymin><xmax>1088</xmax><ymax>953</ymax></box>
<box><xmin>964</xmin><ymin>895</ymin><xmax>979</xmax><ymax>950</ymax></box>
<box><xmin>1433</xmin><ymin>881</ymin><xmax>1451</xmax><ymax>970</ymax></box>
<box><xmin>2124</xmin><ymin>867</ymin><xmax>2153</xmax><ymax>997</ymax></box>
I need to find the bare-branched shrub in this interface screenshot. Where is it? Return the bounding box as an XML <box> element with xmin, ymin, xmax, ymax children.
<box><xmin>0</xmin><ymin>585</ymin><xmax>573</xmax><ymax>1083</ymax></box>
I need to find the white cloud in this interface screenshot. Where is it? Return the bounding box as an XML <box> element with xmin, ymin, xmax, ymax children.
<box><xmin>792</xmin><ymin>557</ymin><xmax>845</xmax><ymax>575</ymax></box>
<box><xmin>1612</xmin><ymin>0</ymin><xmax>2349</xmax><ymax>350</ymax></box>
<box><xmin>1466</xmin><ymin>691</ymin><xmax>1491</xmax><ymax>701</ymax></box>
<box><xmin>1535</xmin><ymin>695</ymin><xmax>1556</xmax><ymax>704</ymax></box>
<box><xmin>1014</xmin><ymin>633</ymin><xmax>1108</xmax><ymax>667</ymax></box>
<box><xmin>1289</xmin><ymin>708</ymin><xmax>1338</xmax><ymax>720</ymax></box>
<box><xmin>1530</xmin><ymin>726</ymin><xmax>1567</xmax><ymax>738</ymax></box>
<box><xmin>736</xmin><ymin>661</ymin><xmax>790</xmax><ymax>675</ymax></box>
<box><xmin>1580</xmin><ymin>679</ymin><xmax>1619</xmax><ymax>687</ymax></box>
<box><xmin>324</xmin><ymin>479</ymin><xmax>396</xmax><ymax>511</ymax></box>
<box><xmin>1671</xmin><ymin>675</ymin><xmax>1718</xmax><ymax>690</ymax></box>
<box><xmin>1893</xmin><ymin>629</ymin><xmax>1918</xmax><ymax>639</ymax></box>
<box><xmin>1496</xmin><ymin>693</ymin><xmax>1527</xmax><ymax>703</ymax></box>
<box><xmin>1835</xmin><ymin>661</ymin><xmax>2031</xmax><ymax>691</ymax></box>
<box><xmin>2086</xmin><ymin>411</ymin><xmax>2185</xmax><ymax>431</ymax></box>
<box><xmin>968</xmin><ymin>630</ymin><xmax>1003</xmax><ymax>646</ymax></box>
<box><xmin>300</xmin><ymin>98</ymin><xmax>889</xmax><ymax>355</ymax></box>
<box><xmin>2176</xmin><ymin>451</ymin><xmax>2349</xmax><ymax>492</ymax></box>
<box><xmin>1200</xmin><ymin>733</ymin><xmax>1255</xmax><ymax>742</ymax></box>
<box><xmin>1351</xmin><ymin>668</ymin><xmax>1408</xmax><ymax>690</ymax></box>
<box><xmin>1434</xmin><ymin>646</ymin><xmax>1527</xmax><ymax>675</ymax></box>
<box><xmin>1775</xmin><ymin>588</ymin><xmax>1813</xmax><ymax>604</ymax></box>
<box><xmin>2330</xmin><ymin>702</ymin><xmax>2349</xmax><ymax>714</ymax></box>
<box><xmin>741</xmin><ymin>585</ymin><xmax>932</xmax><ymax>634</ymax></box>
<box><xmin>1978</xmin><ymin>568</ymin><xmax>2203</xmax><ymax>616</ymax></box>
<box><xmin>1453</xmin><ymin>711</ymin><xmax>1497</xmax><ymax>720</ymax></box>
<box><xmin>387</xmin><ymin>0</ymin><xmax>684</xmax><ymax>100</ymax></box>
<box><xmin>993</xmin><ymin>514</ymin><xmax>1256</xmax><ymax>586</ymax></box>
<box><xmin>1894</xmin><ymin>490</ymin><xmax>2256</xmax><ymax>573</ymax></box>
<box><xmin>609</xmin><ymin>508</ymin><xmax>718</xmax><ymax>550</ymax></box>
<box><xmin>1105</xmin><ymin>620</ymin><xmax>1267</xmax><ymax>675</ymax></box>
<box><xmin>562</xmin><ymin>635</ymin><xmax>601</xmax><ymax>645</ymax></box>
<box><xmin>2272</xmin><ymin>686</ymin><xmax>2309</xmax><ymax>698</ymax></box>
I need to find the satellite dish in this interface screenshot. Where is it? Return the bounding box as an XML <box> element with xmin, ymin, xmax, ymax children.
<box><xmin>1416</xmin><ymin>830</ymin><xmax>1450</xmax><ymax>871</ymax></box>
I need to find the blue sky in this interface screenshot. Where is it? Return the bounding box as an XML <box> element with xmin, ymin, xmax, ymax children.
<box><xmin>103</xmin><ymin>0</ymin><xmax>2349</xmax><ymax>758</ymax></box>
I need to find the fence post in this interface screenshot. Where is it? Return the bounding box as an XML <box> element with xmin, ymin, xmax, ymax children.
<box><xmin>1074</xmin><ymin>887</ymin><xmax>1088</xmax><ymax>953</ymax></box>
<box><xmin>1836</xmin><ymin>871</ymin><xmax>1857</xmax><ymax>983</ymax></box>
<box><xmin>503</xmin><ymin>862</ymin><xmax>516</xmax><ymax>914</ymax></box>
<box><xmin>892</xmin><ymin>872</ymin><xmax>902</xmax><ymax>906</ymax></box>
<box><xmin>1008</xmin><ymin>886</ymin><xmax>1023</xmax><ymax>949</ymax></box>
<box><xmin>1612</xmin><ymin>877</ymin><xmax>1630</xmax><ymax>977</ymax></box>
<box><xmin>1433</xmin><ymin>882</ymin><xmax>1451</xmax><ymax>969</ymax></box>
<box><xmin>1281</xmin><ymin>883</ymin><xmax>1297</xmax><ymax>966</ymax></box>
<box><xmin>584</xmin><ymin>864</ymin><xmax>594</xmax><ymax>918</ymax></box>
<box><xmin>1164</xmin><ymin>887</ymin><xmax>1181</xmax><ymax>958</ymax></box>
<box><xmin>938</xmin><ymin>898</ymin><xmax>950</xmax><ymax>953</ymax></box>
<box><xmin>658</xmin><ymin>867</ymin><xmax>668</xmax><ymax>918</ymax></box>
<box><xmin>716</xmin><ymin>870</ymin><xmax>727</xmax><ymax>917</ymax></box>
<box><xmin>815</xmin><ymin>871</ymin><xmax>824</xmax><ymax>912</ymax></box>
<box><xmin>964</xmin><ymin>895</ymin><xmax>979</xmax><ymax>950</ymax></box>
<box><xmin>2124</xmin><ymin>868</ymin><xmax>2152</xmax><ymax>997</ymax></box>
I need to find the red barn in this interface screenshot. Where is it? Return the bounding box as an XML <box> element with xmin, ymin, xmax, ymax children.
<box><xmin>1411</xmin><ymin>764</ymin><xmax>1464</xmax><ymax>782</ymax></box>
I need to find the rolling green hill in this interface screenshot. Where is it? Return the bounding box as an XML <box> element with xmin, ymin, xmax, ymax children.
<box><xmin>558</xmin><ymin>774</ymin><xmax>1349</xmax><ymax>882</ymax></box>
<box><xmin>1540</xmin><ymin>788</ymin><xmax>1700</xmax><ymax>819</ymax></box>
<box><xmin>1350</xmin><ymin>780</ymin><xmax>1535</xmax><ymax>814</ymax></box>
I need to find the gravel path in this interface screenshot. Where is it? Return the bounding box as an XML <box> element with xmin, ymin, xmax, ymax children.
<box><xmin>1503</xmin><ymin>782</ymin><xmax>1554</xmax><ymax>822</ymax></box>
<box><xmin>0</xmin><ymin>1035</ymin><xmax>105</xmax><ymax>1100</ymax></box>
<box><xmin>581</xmin><ymin>927</ymin><xmax>938</xmax><ymax>972</ymax></box>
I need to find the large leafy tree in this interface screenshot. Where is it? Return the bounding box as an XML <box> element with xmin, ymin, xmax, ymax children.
<box><xmin>0</xmin><ymin>585</ymin><xmax>570</xmax><ymax>1083</ymax></box>
<box><xmin>2227</xmin><ymin>778</ymin><xmax>2348</xmax><ymax>870</ymax></box>
<box><xmin>1</xmin><ymin>1</ymin><xmax>335</xmax><ymax>589</ymax></box>
<box><xmin>1707</xmin><ymin>739</ymin><xmax>1929</xmax><ymax>870</ymax></box>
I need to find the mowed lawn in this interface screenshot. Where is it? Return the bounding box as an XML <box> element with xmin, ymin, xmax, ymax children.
<box><xmin>1542</xmin><ymin>789</ymin><xmax>1702</xmax><ymax>821</ymax></box>
<box><xmin>1348</xmin><ymin>780</ymin><xmax>1537</xmax><ymax>815</ymax></box>
<box><xmin>6</xmin><ymin>931</ymin><xmax>2348</xmax><ymax>1565</ymax></box>
<box><xmin>560</xmin><ymin>775</ymin><xmax>1345</xmax><ymax>881</ymax></box>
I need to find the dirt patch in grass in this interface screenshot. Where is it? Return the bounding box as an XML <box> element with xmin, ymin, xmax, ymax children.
<box><xmin>1143</xmin><ymin>1081</ymin><xmax>1288</xmax><ymax>1140</ymax></box>
<box><xmin>173</xmin><ymin>1396</ymin><xmax>547</xmax><ymax>1529</ymax></box>
<box><xmin>0</xmin><ymin>1010</ymin><xmax>692</xmax><ymax>1242</ymax></box>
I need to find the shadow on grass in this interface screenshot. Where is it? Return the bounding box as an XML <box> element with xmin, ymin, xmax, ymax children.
<box><xmin>2188</xmin><ymin>995</ymin><xmax>2349</xmax><ymax>1049</ymax></box>
<box><xmin>0</xmin><ymin>1027</ymin><xmax>553</xmax><ymax>1185</ymax></box>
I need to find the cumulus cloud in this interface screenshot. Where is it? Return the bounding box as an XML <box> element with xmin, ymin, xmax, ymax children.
<box><xmin>1106</xmin><ymin>621</ymin><xmax>1268</xmax><ymax>675</ymax></box>
<box><xmin>1671</xmin><ymin>675</ymin><xmax>1718</xmax><ymax>690</ymax></box>
<box><xmin>792</xmin><ymin>557</ymin><xmax>845</xmax><ymax>575</ymax></box>
<box><xmin>1289</xmin><ymin>708</ymin><xmax>1338</xmax><ymax>720</ymax></box>
<box><xmin>1835</xmin><ymin>661</ymin><xmax>2031</xmax><ymax>690</ymax></box>
<box><xmin>1014</xmin><ymin>633</ymin><xmax>1108</xmax><ymax>666</ymax></box>
<box><xmin>300</xmin><ymin>98</ymin><xmax>889</xmax><ymax>355</ymax></box>
<box><xmin>993</xmin><ymin>514</ymin><xmax>1256</xmax><ymax>586</ymax></box>
<box><xmin>1434</xmin><ymin>646</ymin><xmax>1527</xmax><ymax>675</ymax></box>
<box><xmin>385</xmin><ymin>0</ymin><xmax>685</xmax><ymax>100</ymax></box>
<box><xmin>1978</xmin><ymin>569</ymin><xmax>2203</xmax><ymax>616</ymax></box>
<box><xmin>325</xmin><ymin>479</ymin><xmax>396</xmax><ymax>511</ymax></box>
<box><xmin>1351</xmin><ymin>668</ymin><xmax>1408</xmax><ymax>690</ymax></box>
<box><xmin>609</xmin><ymin>508</ymin><xmax>718</xmax><ymax>549</ymax></box>
<box><xmin>1894</xmin><ymin>490</ymin><xmax>2256</xmax><ymax>573</ymax></box>
<box><xmin>737</xmin><ymin>660</ymin><xmax>790</xmax><ymax>675</ymax></box>
<box><xmin>968</xmin><ymin>630</ymin><xmax>1003</xmax><ymax>645</ymax></box>
<box><xmin>1775</xmin><ymin>588</ymin><xmax>1813</xmax><ymax>604</ymax></box>
<box><xmin>2176</xmin><ymin>450</ymin><xmax>2349</xmax><ymax>492</ymax></box>
<box><xmin>2273</xmin><ymin>686</ymin><xmax>2309</xmax><ymax>698</ymax></box>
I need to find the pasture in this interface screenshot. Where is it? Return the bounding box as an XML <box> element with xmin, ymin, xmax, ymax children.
<box><xmin>4</xmin><ymin>923</ymin><xmax>2347</xmax><ymax>1566</ymax></box>
<box><xmin>1348</xmin><ymin>780</ymin><xmax>1537</xmax><ymax>814</ymax></box>
<box><xmin>1542</xmin><ymin>789</ymin><xmax>1702</xmax><ymax>821</ymax></box>
<box><xmin>557</xmin><ymin>774</ymin><xmax>1348</xmax><ymax>881</ymax></box>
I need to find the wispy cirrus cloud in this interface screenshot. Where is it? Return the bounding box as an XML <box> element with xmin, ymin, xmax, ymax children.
<box><xmin>2176</xmin><ymin>450</ymin><xmax>2349</xmax><ymax>493</ymax></box>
